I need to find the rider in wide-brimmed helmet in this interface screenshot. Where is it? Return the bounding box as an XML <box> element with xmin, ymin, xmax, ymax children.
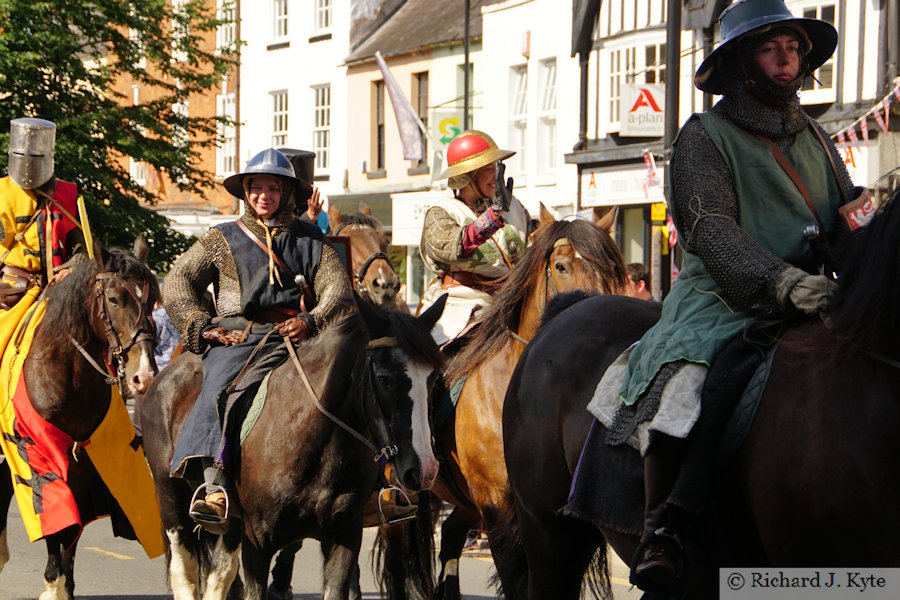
<box><xmin>417</xmin><ymin>130</ymin><xmax>530</xmax><ymax>346</ymax></box>
<box><xmin>571</xmin><ymin>0</ymin><xmax>858</xmax><ymax>596</ymax></box>
<box><xmin>164</xmin><ymin>147</ymin><xmax>351</xmax><ymax>533</ymax></box>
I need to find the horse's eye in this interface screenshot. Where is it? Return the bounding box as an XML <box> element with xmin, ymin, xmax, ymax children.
<box><xmin>555</xmin><ymin>262</ymin><xmax>568</xmax><ymax>274</ymax></box>
<box><xmin>108</xmin><ymin>296</ymin><xmax>120</xmax><ymax>307</ymax></box>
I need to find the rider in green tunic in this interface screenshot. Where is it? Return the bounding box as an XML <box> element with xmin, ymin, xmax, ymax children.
<box><xmin>587</xmin><ymin>0</ymin><xmax>859</xmax><ymax>593</ymax></box>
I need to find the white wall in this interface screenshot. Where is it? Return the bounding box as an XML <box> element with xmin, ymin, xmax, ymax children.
<box><xmin>239</xmin><ymin>0</ymin><xmax>350</xmax><ymax>197</ymax></box>
<box><xmin>480</xmin><ymin>0</ymin><xmax>581</xmax><ymax>217</ymax></box>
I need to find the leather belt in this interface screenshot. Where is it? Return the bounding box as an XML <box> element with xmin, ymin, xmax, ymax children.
<box><xmin>252</xmin><ymin>306</ymin><xmax>299</xmax><ymax>325</ymax></box>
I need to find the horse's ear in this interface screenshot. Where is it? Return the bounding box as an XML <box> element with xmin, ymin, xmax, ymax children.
<box><xmin>353</xmin><ymin>290</ymin><xmax>389</xmax><ymax>335</ymax></box>
<box><xmin>359</xmin><ymin>203</ymin><xmax>372</xmax><ymax>216</ymax></box>
<box><xmin>593</xmin><ymin>206</ymin><xmax>617</xmax><ymax>232</ymax></box>
<box><xmin>418</xmin><ymin>293</ymin><xmax>447</xmax><ymax>332</ymax></box>
<box><xmin>538</xmin><ymin>202</ymin><xmax>556</xmax><ymax>227</ymax></box>
<box><xmin>328</xmin><ymin>204</ymin><xmax>342</xmax><ymax>227</ymax></box>
<box><xmin>133</xmin><ymin>233</ymin><xmax>149</xmax><ymax>264</ymax></box>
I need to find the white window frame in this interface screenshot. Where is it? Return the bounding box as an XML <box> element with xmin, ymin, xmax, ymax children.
<box><xmin>796</xmin><ymin>1</ymin><xmax>837</xmax><ymax>104</ymax></box>
<box><xmin>603</xmin><ymin>32</ymin><xmax>666</xmax><ymax>135</ymax></box>
<box><xmin>217</xmin><ymin>93</ymin><xmax>236</xmax><ymax>177</ymax></box>
<box><xmin>272</xmin><ymin>0</ymin><xmax>289</xmax><ymax>41</ymax></box>
<box><xmin>314</xmin><ymin>0</ymin><xmax>332</xmax><ymax>33</ymax></box>
<box><xmin>509</xmin><ymin>64</ymin><xmax>528</xmax><ymax>184</ymax></box>
<box><xmin>270</xmin><ymin>90</ymin><xmax>289</xmax><ymax>147</ymax></box>
<box><xmin>217</xmin><ymin>0</ymin><xmax>236</xmax><ymax>52</ymax></box>
<box><xmin>537</xmin><ymin>58</ymin><xmax>558</xmax><ymax>181</ymax></box>
<box><xmin>171</xmin><ymin>0</ymin><xmax>189</xmax><ymax>63</ymax></box>
<box><xmin>312</xmin><ymin>84</ymin><xmax>331</xmax><ymax>171</ymax></box>
<box><xmin>130</xmin><ymin>158</ymin><xmax>147</xmax><ymax>186</ymax></box>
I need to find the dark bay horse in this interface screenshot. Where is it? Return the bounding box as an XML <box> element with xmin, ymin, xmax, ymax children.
<box><xmin>141</xmin><ymin>295</ymin><xmax>446</xmax><ymax>600</ymax></box>
<box><xmin>329</xmin><ymin>205</ymin><xmax>408</xmax><ymax>313</ymax></box>
<box><xmin>502</xmin><ymin>187</ymin><xmax>900</xmax><ymax>598</ymax></box>
<box><xmin>0</xmin><ymin>246</ymin><xmax>160</xmax><ymax>599</ymax></box>
<box><xmin>431</xmin><ymin>219</ymin><xmax>631</xmax><ymax>599</ymax></box>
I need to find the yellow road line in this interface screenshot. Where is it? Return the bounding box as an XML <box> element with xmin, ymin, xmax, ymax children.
<box><xmin>85</xmin><ymin>546</ymin><xmax>133</xmax><ymax>560</ymax></box>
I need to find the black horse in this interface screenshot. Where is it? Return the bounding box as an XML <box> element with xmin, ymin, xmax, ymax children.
<box><xmin>0</xmin><ymin>246</ymin><xmax>160</xmax><ymax>599</ymax></box>
<box><xmin>501</xmin><ymin>188</ymin><xmax>900</xmax><ymax>599</ymax></box>
<box><xmin>141</xmin><ymin>295</ymin><xmax>446</xmax><ymax>600</ymax></box>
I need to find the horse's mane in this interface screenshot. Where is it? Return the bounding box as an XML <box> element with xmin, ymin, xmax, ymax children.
<box><xmin>37</xmin><ymin>248</ymin><xmax>160</xmax><ymax>346</ymax></box>
<box><xmin>825</xmin><ymin>187</ymin><xmax>900</xmax><ymax>358</ymax></box>
<box><xmin>334</xmin><ymin>212</ymin><xmax>384</xmax><ymax>234</ymax></box>
<box><xmin>445</xmin><ymin>219</ymin><xmax>628</xmax><ymax>381</ymax></box>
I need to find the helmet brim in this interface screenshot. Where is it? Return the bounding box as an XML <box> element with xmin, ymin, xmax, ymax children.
<box><xmin>439</xmin><ymin>147</ymin><xmax>516</xmax><ymax>180</ymax></box>
<box><xmin>223</xmin><ymin>172</ymin><xmax>313</xmax><ymax>202</ymax></box>
<box><xmin>694</xmin><ymin>17</ymin><xmax>837</xmax><ymax>94</ymax></box>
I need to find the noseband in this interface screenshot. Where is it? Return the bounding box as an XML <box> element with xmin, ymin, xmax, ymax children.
<box><xmin>355</xmin><ymin>252</ymin><xmax>394</xmax><ymax>297</ymax></box>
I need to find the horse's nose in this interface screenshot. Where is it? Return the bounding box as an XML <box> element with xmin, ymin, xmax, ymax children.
<box><xmin>130</xmin><ymin>370</ymin><xmax>153</xmax><ymax>395</ymax></box>
<box><xmin>401</xmin><ymin>455</ymin><xmax>438</xmax><ymax>491</ymax></box>
<box><xmin>374</xmin><ymin>274</ymin><xmax>400</xmax><ymax>298</ymax></box>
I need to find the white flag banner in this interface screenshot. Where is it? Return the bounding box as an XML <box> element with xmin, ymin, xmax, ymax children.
<box><xmin>375</xmin><ymin>51</ymin><xmax>424</xmax><ymax>162</ymax></box>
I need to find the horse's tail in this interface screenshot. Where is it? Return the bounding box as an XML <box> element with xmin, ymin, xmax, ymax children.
<box><xmin>585</xmin><ymin>543</ymin><xmax>613</xmax><ymax>600</ymax></box>
<box><xmin>373</xmin><ymin>490</ymin><xmax>438</xmax><ymax>599</ymax></box>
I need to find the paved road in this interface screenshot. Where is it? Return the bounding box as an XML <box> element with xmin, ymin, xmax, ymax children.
<box><xmin>1</xmin><ymin>496</ymin><xmax>640</xmax><ymax>599</ymax></box>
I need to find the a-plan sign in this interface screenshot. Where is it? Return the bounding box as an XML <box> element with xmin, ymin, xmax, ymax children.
<box><xmin>621</xmin><ymin>83</ymin><xmax>665</xmax><ymax>137</ymax></box>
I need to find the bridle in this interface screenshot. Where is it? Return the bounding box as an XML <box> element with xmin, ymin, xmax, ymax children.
<box><xmin>72</xmin><ymin>271</ymin><xmax>155</xmax><ymax>387</ymax></box>
<box><xmin>333</xmin><ymin>222</ymin><xmax>397</xmax><ymax>300</ymax></box>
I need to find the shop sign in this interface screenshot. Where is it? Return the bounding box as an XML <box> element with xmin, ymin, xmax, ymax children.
<box><xmin>581</xmin><ymin>164</ymin><xmax>665</xmax><ymax>207</ymax></box>
<box><xmin>621</xmin><ymin>84</ymin><xmax>665</xmax><ymax>137</ymax></box>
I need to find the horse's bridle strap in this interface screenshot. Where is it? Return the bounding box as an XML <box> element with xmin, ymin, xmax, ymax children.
<box><xmin>356</xmin><ymin>252</ymin><xmax>392</xmax><ymax>284</ymax></box>
<box><xmin>283</xmin><ymin>336</ymin><xmax>388</xmax><ymax>460</ymax></box>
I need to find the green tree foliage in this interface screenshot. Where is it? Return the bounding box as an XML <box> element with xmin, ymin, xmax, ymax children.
<box><xmin>0</xmin><ymin>0</ymin><xmax>238</xmax><ymax>272</ymax></box>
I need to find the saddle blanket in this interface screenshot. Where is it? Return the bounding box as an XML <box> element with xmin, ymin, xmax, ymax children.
<box><xmin>0</xmin><ymin>298</ymin><xmax>163</xmax><ymax>557</ymax></box>
<box><xmin>564</xmin><ymin>345</ymin><xmax>776</xmax><ymax>533</ymax></box>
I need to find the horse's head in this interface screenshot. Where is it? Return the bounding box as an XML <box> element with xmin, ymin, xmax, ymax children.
<box><xmin>333</xmin><ymin>210</ymin><xmax>403</xmax><ymax>311</ymax></box>
<box><xmin>541</xmin><ymin>219</ymin><xmax>630</xmax><ymax>298</ymax></box>
<box><xmin>356</xmin><ymin>294</ymin><xmax>446</xmax><ymax>492</ymax></box>
<box><xmin>89</xmin><ymin>248</ymin><xmax>160</xmax><ymax>396</ymax></box>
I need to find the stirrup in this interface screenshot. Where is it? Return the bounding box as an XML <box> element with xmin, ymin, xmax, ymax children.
<box><xmin>376</xmin><ymin>485</ymin><xmax>417</xmax><ymax>526</ymax></box>
<box><xmin>188</xmin><ymin>483</ymin><xmax>230</xmax><ymax>524</ymax></box>
<box><xmin>629</xmin><ymin>527</ymin><xmax>685</xmax><ymax>597</ymax></box>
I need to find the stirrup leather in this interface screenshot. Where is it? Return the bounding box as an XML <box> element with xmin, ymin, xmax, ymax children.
<box><xmin>188</xmin><ymin>482</ymin><xmax>230</xmax><ymax>524</ymax></box>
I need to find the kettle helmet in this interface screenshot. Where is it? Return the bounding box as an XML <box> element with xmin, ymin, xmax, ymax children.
<box><xmin>223</xmin><ymin>148</ymin><xmax>313</xmax><ymax>201</ymax></box>
<box><xmin>694</xmin><ymin>0</ymin><xmax>837</xmax><ymax>94</ymax></box>
<box><xmin>439</xmin><ymin>130</ymin><xmax>515</xmax><ymax>182</ymax></box>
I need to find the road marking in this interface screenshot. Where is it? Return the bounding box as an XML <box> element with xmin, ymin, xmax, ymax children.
<box><xmin>85</xmin><ymin>546</ymin><xmax>133</xmax><ymax>560</ymax></box>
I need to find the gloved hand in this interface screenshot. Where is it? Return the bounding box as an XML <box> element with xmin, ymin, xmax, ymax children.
<box><xmin>490</xmin><ymin>162</ymin><xmax>514</xmax><ymax>214</ymax></box>
<box><xmin>277</xmin><ymin>317</ymin><xmax>311</xmax><ymax>344</ymax></box>
<box><xmin>201</xmin><ymin>326</ymin><xmax>245</xmax><ymax>347</ymax></box>
<box><xmin>789</xmin><ymin>274</ymin><xmax>837</xmax><ymax>315</ymax></box>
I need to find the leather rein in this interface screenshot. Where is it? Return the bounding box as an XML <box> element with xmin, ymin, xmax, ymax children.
<box><xmin>70</xmin><ymin>271</ymin><xmax>155</xmax><ymax>388</ymax></box>
<box><xmin>284</xmin><ymin>333</ymin><xmax>401</xmax><ymax>466</ymax></box>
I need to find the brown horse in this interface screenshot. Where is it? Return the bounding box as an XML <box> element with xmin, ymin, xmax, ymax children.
<box><xmin>0</xmin><ymin>245</ymin><xmax>160</xmax><ymax>600</ymax></box>
<box><xmin>502</xmin><ymin>188</ymin><xmax>900</xmax><ymax>598</ymax></box>
<box><xmin>430</xmin><ymin>218</ymin><xmax>630</xmax><ymax>599</ymax></box>
<box><xmin>329</xmin><ymin>205</ymin><xmax>408</xmax><ymax>313</ymax></box>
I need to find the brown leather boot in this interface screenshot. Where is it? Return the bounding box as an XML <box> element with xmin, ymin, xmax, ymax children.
<box><xmin>361</xmin><ymin>489</ymin><xmax>417</xmax><ymax>527</ymax></box>
<box><xmin>190</xmin><ymin>488</ymin><xmax>229</xmax><ymax>534</ymax></box>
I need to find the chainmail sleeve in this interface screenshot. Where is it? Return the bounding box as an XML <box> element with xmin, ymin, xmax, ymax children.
<box><xmin>420</xmin><ymin>206</ymin><xmax>466</xmax><ymax>270</ymax></box>
<box><xmin>671</xmin><ymin>117</ymin><xmax>792</xmax><ymax>313</ymax></box>
<box><xmin>308</xmin><ymin>243</ymin><xmax>353</xmax><ymax>332</ymax></box>
<box><xmin>163</xmin><ymin>228</ymin><xmax>243</xmax><ymax>354</ymax></box>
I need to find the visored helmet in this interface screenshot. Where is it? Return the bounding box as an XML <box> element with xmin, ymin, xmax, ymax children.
<box><xmin>438</xmin><ymin>130</ymin><xmax>515</xmax><ymax>182</ymax></box>
<box><xmin>8</xmin><ymin>117</ymin><xmax>56</xmax><ymax>190</ymax></box>
<box><xmin>223</xmin><ymin>148</ymin><xmax>313</xmax><ymax>201</ymax></box>
<box><xmin>694</xmin><ymin>0</ymin><xmax>837</xmax><ymax>94</ymax></box>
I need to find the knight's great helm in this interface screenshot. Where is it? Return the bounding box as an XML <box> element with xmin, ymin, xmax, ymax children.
<box><xmin>8</xmin><ymin>117</ymin><xmax>56</xmax><ymax>190</ymax></box>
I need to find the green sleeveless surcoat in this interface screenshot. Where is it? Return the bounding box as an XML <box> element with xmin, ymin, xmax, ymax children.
<box><xmin>619</xmin><ymin>112</ymin><xmax>842</xmax><ymax>406</ymax></box>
